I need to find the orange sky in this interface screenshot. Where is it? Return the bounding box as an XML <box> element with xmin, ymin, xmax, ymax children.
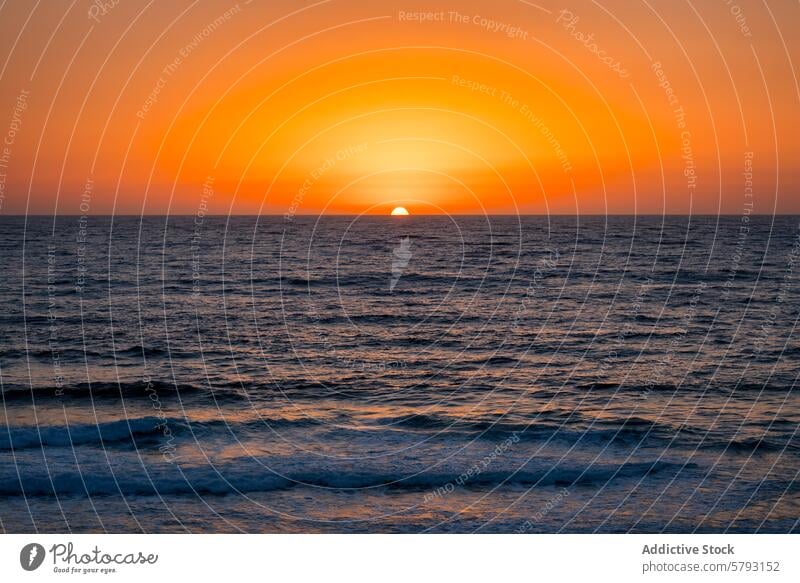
<box><xmin>0</xmin><ymin>0</ymin><xmax>798</xmax><ymax>215</ymax></box>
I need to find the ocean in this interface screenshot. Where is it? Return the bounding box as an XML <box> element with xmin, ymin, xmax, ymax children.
<box><xmin>0</xmin><ymin>215</ymin><xmax>798</xmax><ymax>533</ymax></box>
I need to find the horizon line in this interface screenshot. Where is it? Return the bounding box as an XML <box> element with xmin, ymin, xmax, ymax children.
<box><xmin>4</xmin><ymin>213</ymin><xmax>800</xmax><ymax>218</ymax></box>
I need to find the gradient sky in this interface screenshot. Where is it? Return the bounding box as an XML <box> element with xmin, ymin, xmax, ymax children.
<box><xmin>0</xmin><ymin>0</ymin><xmax>798</xmax><ymax>215</ymax></box>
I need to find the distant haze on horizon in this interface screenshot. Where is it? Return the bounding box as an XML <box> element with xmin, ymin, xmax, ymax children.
<box><xmin>0</xmin><ymin>0</ymin><xmax>798</xmax><ymax>215</ymax></box>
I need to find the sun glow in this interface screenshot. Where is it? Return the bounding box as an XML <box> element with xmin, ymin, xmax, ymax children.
<box><xmin>390</xmin><ymin>206</ymin><xmax>409</xmax><ymax>216</ymax></box>
<box><xmin>4</xmin><ymin>2</ymin><xmax>798</xmax><ymax>216</ymax></box>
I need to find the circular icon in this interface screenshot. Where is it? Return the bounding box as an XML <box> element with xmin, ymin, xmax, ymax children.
<box><xmin>19</xmin><ymin>543</ymin><xmax>46</xmax><ymax>571</ymax></box>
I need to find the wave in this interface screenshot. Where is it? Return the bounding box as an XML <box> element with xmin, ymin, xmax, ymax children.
<box><xmin>3</xmin><ymin>408</ymin><xmax>768</xmax><ymax>452</ymax></box>
<box><xmin>2</xmin><ymin>402</ymin><xmax>794</xmax><ymax>455</ymax></box>
<box><xmin>0</xmin><ymin>380</ymin><xmax>238</xmax><ymax>401</ymax></box>
<box><xmin>14</xmin><ymin>344</ymin><xmax>172</xmax><ymax>362</ymax></box>
<box><xmin>0</xmin><ymin>417</ymin><xmax>173</xmax><ymax>450</ymax></box>
<box><xmin>0</xmin><ymin>460</ymin><xmax>697</xmax><ymax>498</ymax></box>
<box><xmin>576</xmin><ymin>381</ymin><xmax>798</xmax><ymax>394</ymax></box>
<box><xmin>281</xmin><ymin>273</ymin><xmax>461</xmax><ymax>288</ymax></box>
<box><xmin>0</xmin><ymin>412</ymin><xmax>335</xmax><ymax>450</ymax></box>
<box><xmin>717</xmin><ymin>436</ymin><xmax>799</xmax><ymax>453</ymax></box>
<box><xmin>113</xmin><ymin>345</ymin><xmax>171</xmax><ymax>358</ymax></box>
<box><xmin>469</xmin><ymin>355</ymin><xmax>520</xmax><ymax>367</ymax></box>
<box><xmin>577</xmin><ymin>382</ymin><xmax>679</xmax><ymax>393</ymax></box>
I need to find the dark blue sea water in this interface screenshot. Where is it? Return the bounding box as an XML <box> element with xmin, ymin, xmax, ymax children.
<box><xmin>0</xmin><ymin>215</ymin><xmax>798</xmax><ymax>533</ymax></box>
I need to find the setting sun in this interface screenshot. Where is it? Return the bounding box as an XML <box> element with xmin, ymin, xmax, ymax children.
<box><xmin>390</xmin><ymin>206</ymin><xmax>410</xmax><ymax>216</ymax></box>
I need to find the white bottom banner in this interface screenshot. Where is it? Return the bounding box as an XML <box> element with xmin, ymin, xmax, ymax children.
<box><xmin>0</xmin><ymin>534</ymin><xmax>795</xmax><ymax>582</ymax></box>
